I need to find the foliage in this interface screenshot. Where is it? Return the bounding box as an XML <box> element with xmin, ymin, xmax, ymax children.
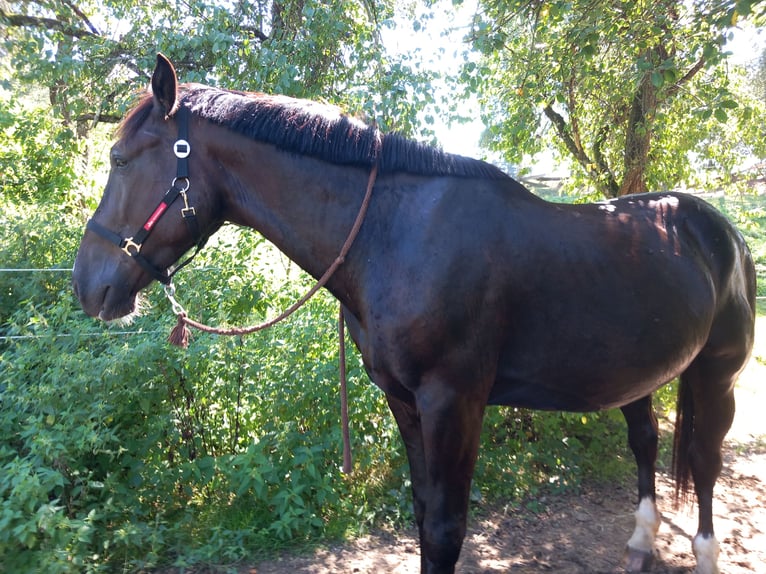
<box><xmin>477</xmin><ymin>407</ymin><xmax>632</xmax><ymax>504</ymax></box>
<box><xmin>0</xmin><ymin>0</ymin><xmax>439</xmax><ymax>138</ymax></box>
<box><xmin>754</xmin><ymin>46</ymin><xmax>766</xmax><ymax>104</ymax></box>
<box><xmin>464</xmin><ymin>0</ymin><xmax>766</xmax><ymax>197</ymax></box>
<box><xmin>0</xmin><ymin>96</ymin><xmax>80</xmax><ymax>205</ymax></box>
<box><xmin>0</xmin><ymin>209</ymin><xmax>411</xmax><ymax>572</ymax></box>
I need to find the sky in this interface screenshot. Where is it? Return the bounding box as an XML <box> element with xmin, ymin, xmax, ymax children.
<box><xmin>381</xmin><ymin>0</ymin><xmax>484</xmax><ymax>157</ymax></box>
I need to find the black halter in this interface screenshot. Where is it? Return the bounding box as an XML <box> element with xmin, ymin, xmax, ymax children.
<box><xmin>86</xmin><ymin>106</ymin><xmax>206</xmax><ymax>285</ymax></box>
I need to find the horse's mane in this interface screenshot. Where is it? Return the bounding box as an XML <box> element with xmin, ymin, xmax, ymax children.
<box><xmin>119</xmin><ymin>85</ymin><xmax>509</xmax><ymax>180</ymax></box>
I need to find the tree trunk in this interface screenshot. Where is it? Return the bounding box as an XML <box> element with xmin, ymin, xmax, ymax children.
<box><xmin>619</xmin><ymin>61</ymin><xmax>658</xmax><ymax>196</ymax></box>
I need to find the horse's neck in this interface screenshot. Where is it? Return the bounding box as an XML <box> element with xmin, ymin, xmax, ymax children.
<box><xmin>217</xmin><ymin>143</ymin><xmax>372</xmax><ymax>287</ymax></box>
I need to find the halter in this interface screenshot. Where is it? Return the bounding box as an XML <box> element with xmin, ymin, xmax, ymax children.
<box><xmin>86</xmin><ymin>106</ymin><xmax>206</xmax><ymax>285</ymax></box>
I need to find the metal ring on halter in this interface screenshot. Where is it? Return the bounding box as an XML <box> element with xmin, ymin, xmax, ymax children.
<box><xmin>172</xmin><ymin>176</ymin><xmax>190</xmax><ymax>192</ymax></box>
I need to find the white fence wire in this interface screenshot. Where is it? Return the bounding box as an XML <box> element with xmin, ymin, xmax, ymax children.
<box><xmin>1</xmin><ymin>267</ymin><xmax>163</xmax><ymax>341</ymax></box>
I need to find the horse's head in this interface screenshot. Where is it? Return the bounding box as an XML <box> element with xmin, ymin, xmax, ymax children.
<box><xmin>73</xmin><ymin>54</ymin><xmax>219</xmax><ymax>321</ymax></box>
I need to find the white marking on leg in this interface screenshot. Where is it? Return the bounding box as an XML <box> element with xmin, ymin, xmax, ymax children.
<box><xmin>626</xmin><ymin>497</ymin><xmax>661</xmax><ymax>553</ymax></box>
<box><xmin>693</xmin><ymin>533</ymin><xmax>720</xmax><ymax>574</ymax></box>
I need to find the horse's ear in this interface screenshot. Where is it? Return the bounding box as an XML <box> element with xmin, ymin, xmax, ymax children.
<box><xmin>151</xmin><ymin>53</ymin><xmax>179</xmax><ymax>118</ymax></box>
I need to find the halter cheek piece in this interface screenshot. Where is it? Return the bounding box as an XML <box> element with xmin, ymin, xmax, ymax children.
<box><xmin>86</xmin><ymin>106</ymin><xmax>207</xmax><ymax>285</ymax></box>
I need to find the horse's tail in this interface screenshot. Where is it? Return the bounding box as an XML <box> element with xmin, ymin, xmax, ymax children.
<box><xmin>671</xmin><ymin>374</ymin><xmax>694</xmax><ymax>508</ymax></box>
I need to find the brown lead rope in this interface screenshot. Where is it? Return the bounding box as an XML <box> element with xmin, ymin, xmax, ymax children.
<box><xmin>166</xmin><ymin>162</ymin><xmax>378</xmax><ymax>474</ymax></box>
<box><xmin>168</xmin><ymin>162</ymin><xmax>378</xmax><ymax>344</ymax></box>
<box><xmin>338</xmin><ymin>305</ymin><xmax>352</xmax><ymax>474</ymax></box>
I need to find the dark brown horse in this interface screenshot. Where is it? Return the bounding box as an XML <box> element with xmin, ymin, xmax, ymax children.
<box><xmin>73</xmin><ymin>55</ymin><xmax>756</xmax><ymax>574</ymax></box>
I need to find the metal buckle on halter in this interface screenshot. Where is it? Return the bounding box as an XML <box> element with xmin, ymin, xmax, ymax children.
<box><xmin>121</xmin><ymin>237</ymin><xmax>141</xmax><ymax>256</ymax></box>
<box><xmin>179</xmin><ymin>189</ymin><xmax>196</xmax><ymax>217</ymax></box>
<box><xmin>172</xmin><ymin>176</ymin><xmax>190</xmax><ymax>193</ymax></box>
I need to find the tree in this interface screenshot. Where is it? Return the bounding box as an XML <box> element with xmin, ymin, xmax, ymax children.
<box><xmin>754</xmin><ymin>46</ymin><xmax>766</xmax><ymax>104</ymax></box>
<box><xmin>0</xmin><ymin>0</ymin><xmax>438</xmax><ymax>140</ymax></box>
<box><xmin>465</xmin><ymin>0</ymin><xmax>766</xmax><ymax>197</ymax></box>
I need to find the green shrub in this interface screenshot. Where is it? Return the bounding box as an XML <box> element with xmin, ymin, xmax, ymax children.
<box><xmin>0</xmin><ymin>97</ymin><xmax>81</xmax><ymax>206</ymax></box>
<box><xmin>0</xmin><ymin>208</ymin><xmax>409</xmax><ymax>571</ymax></box>
<box><xmin>476</xmin><ymin>406</ymin><xmax>632</xmax><ymax>504</ymax></box>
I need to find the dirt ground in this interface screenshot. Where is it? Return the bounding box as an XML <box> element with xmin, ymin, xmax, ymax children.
<box><xmin>246</xmin><ymin>449</ymin><xmax>766</xmax><ymax>574</ymax></box>
<box><xmin>246</xmin><ymin>351</ymin><xmax>766</xmax><ymax>574</ymax></box>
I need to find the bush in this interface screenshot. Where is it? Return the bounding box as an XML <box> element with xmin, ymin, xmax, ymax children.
<box><xmin>0</xmin><ymin>209</ymin><xmax>410</xmax><ymax>571</ymax></box>
<box><xmin>476</xmin><ymin>406</ymin><xmax>632</xmax><ymax>505</ymax></box>
<box><xmin>0</xmin><ymin>97</ymin><xmax>81</xmax><ymax>205</ymax></box>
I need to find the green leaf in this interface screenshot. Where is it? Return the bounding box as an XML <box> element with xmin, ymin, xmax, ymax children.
<box><xmin>714</xmin><ymin>107</ymin><xmax>728</xmax><ymax>122</ymax></box>
<box><xmin>662</xmin><ymin>69</ymin><xmax>677</xmax><ymax>84</ymax></box>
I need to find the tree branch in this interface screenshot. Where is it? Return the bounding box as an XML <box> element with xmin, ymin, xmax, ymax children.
<box><xmin>76</xmin><ymin>113</ymin><xmax>122</xmax><ymax>124</ymax></box>
<box><xmin>542</xmin><ymin>102</ymin><xmax>591</xmax><ymax>168</ymax></box>
<box><xmin>61</xmin><ymin>0</ymin><xmax>100</xmax><ymax>36</ymax></box>
<box><xmin>567</xmin><ymin>75</ymin><xmax>584</xmax><ymax>157</ymax></box>
<box><xmin>0</xmin><ymin>9</ymin><xmax>97</xmax><ymax>39</ymax></box>
<box><xmin>592</xmin><ymin>124</ymin><xmax>620</xmax><ymax>197</ymax></box>
<box><xmin>666</xmin><ymin>57</ymin><xmax>706</xmax><ymax>98</ymax></box>
<box><xmin>544</xmin><ymin>102</ymin><xmax>622</xmax><ymax>197</ymax></box>
<box><xmin>239</xmin><ymin>24</ymin><xmax>269</xmax><ymax>43</ymax></box>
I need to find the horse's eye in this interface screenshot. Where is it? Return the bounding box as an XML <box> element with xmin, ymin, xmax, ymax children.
<box><xmin>112</xmin><ymin>155</ymin><xmax>128</xmax><ymax>168</ymax></box>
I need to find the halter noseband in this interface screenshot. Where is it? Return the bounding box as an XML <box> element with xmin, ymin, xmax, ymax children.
<box><xmin>86</xmin><ymin>106</ymin><xmax>206</xmax><ymax>285</ymax></box>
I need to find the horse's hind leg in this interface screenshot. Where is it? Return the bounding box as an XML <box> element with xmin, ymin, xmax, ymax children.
<box><xmin>677</xmin><ymin>356</ymin><xmax>738</xmax><ymax>574</ymax></box>
<box><xmin>621</xmin><ymin>395</ymin><xmax>662</xmax><ymax>572</ymax></box>
<box><xmin>677</xmin><ymin>288</ymin><xmax>754</xmax><ymax>574</ymax></box>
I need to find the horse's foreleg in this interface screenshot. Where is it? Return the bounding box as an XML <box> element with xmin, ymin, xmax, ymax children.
<box><xmin>621</xmin><ymin>395</ymin><xmax>661</xmax><ymax>572</ymax></box>
<box><xmin>414</xmin><ymin>383</ymin><xmax>486</xmax><ymax>574</ymax></box>
<box><xmin>386</xmin><ymin>393</ymin><xmax>428</xmax><ymax>545</ymax></box>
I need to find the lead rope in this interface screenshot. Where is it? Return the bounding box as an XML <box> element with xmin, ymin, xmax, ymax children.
<box><xmin>166</xmin><ymin>161</ymin><xmax>378</xmax><ymax>474</ymax></box>
<box><xmin>338</xmin><ymin>305</ymin><xmax>352</xmax><ymax>474</ymax></box>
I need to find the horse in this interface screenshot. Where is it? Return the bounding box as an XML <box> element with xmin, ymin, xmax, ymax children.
<box><xmin>72</xmin><ymin>54</ymin><xmax>756</xmax><ymax>574</ymax></box>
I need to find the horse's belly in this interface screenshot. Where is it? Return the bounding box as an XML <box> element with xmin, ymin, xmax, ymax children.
<box><xmin>489</xmin><ymin>344</ymin><xmax>699</xmax><ymax>412</ymax></box>
<box><xmin>487</xmin><ymin>380</ymin><xmax>607</xmax><ymax>411</ymax></box>
<box><xmin>490</xmin><ymin>288</ymin><xmax>712</xmax><ymax>411</ymax></box>
<box><xmin>486</xmin><ymin>376</ymin><xmax>660</xmax><ymax>411</ymax></box>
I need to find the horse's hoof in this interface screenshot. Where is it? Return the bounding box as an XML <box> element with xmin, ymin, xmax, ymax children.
<box><xmin>624</xmin><ymin>546</ymin><xmax>655</xmax><ymax>572</ymax></box>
